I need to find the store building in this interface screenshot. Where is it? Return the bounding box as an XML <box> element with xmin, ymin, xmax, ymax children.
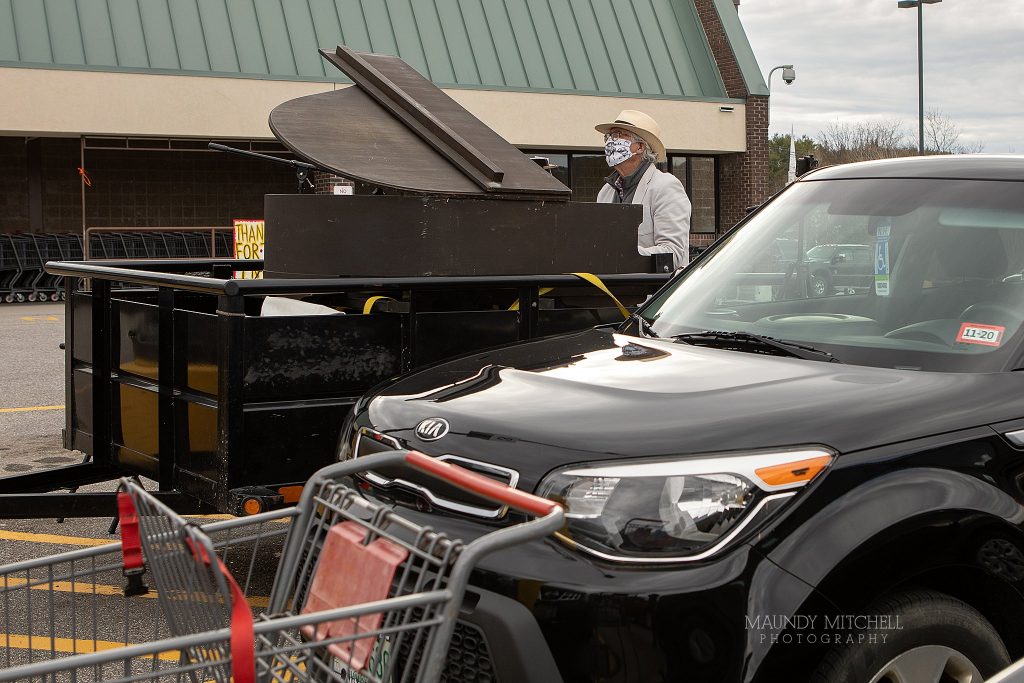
<box><xmin>0</xmin><ymin>0</ymin><xmax>768</xmax><ymax>249</ymax></box>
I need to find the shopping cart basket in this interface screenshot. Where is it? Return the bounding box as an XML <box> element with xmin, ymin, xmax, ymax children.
<box><xmin>0</xmin><ymin>502</ymin><xmax>292</xmax><ymax>682</ymax></box>
<box><xmin>0</xmin><ymin>235</ymin><xmax>20</xmax><ymax>303</ymax></box>
<box><xmin>0</xmin><ymin>234</ymin><xmax>39</xmax><ymax>303</ymax></box>
<box><xmin>0</xmin><ymin>450</ymin><xmax>563</xmax><ymax>683</ymax></box>
<box><xmin>215</xmin><ymin>229</ymin><xmax>234</xmax><ymax>258</ymax></box>
<box><xmin>180</xmin><ymin>232</ymin><xmax>212</xmax><ymax>258</ymax></box>
<box><xmin>30</xmin><ymin>234</ymin><xmax>62</xmax><ymax>302</ymax></box>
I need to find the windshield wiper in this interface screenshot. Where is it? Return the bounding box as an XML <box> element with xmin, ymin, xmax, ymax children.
<box><xmin>672</xmin><ymin>331</ymin><xmax>842</xmax><ymax>363</ymax></box>
<box><xmin>628</xmin><ymin>312</ymin><xmax>657</xmax><ymax>338</ymax></box>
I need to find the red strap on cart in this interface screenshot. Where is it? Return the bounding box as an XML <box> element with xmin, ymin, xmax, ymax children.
<box><xmin>186</xmin><ymin>538</ymin><xmax>256</xmax><ymax>683</ymax></box>
<box><xmin>223</xmin><ymin>561</ymin><xmax>256</xmax><ymax>683</ymax></box>
<box><xmin>117</xmin><ymin>491</ymin><xmax>144</xmax><ymax>573</ymax></box>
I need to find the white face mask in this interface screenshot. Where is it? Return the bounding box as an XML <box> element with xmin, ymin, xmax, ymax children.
<box><xmin>605</xmin><ymin>137</ymin><xmax>635</xmax><ymax>168</ymax></box>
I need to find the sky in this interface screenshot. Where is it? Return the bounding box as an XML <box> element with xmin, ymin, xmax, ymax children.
<box><xmin>737</xmin><ymin>0</ymin><xmax>1024</xmax><ymax>153</ymax></box>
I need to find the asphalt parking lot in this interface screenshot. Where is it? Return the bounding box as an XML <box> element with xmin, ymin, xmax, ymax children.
<box><xmin>0</xmin><ymin>302</ymin><xmax>280</xmax><ymax>671</ymax></box>
<box><xmin>0</xmin><ymin>301</ymin><xmax>111</xmax><ymax>559</ymax></box>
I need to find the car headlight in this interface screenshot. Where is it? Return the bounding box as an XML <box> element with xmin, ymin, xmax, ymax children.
<box><xmin>335</xmin><ymin>411</ymin><xmax>358</xmax><ymax>462</ymax></box>
<box><xmin>536</xmin><ymin>448</ymin><xmax>833</xmax><ymax>563</ymax></box>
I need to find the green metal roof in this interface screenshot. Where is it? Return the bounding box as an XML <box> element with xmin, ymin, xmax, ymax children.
<box><xmin>0</xmin><ymin>0</ymin><xmax>746</xmax><ymax>100</ymax></box>
<box><xmin>713</xmin><ymin>0</ymin><xmax>767</xmax><ymax>96</ymax></box>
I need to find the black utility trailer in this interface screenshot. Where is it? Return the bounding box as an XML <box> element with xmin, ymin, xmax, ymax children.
<box><xmin>0</xmin><ymin>47</ymin><xmax>673</xmax><ymax>517</ymax></box>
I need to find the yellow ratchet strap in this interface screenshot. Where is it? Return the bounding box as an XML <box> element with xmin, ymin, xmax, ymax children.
<box><xmin>570</xmin><ymin>272</ymin><xmax>631</xmax><ymax>319</ymax></box>
<box><xmin>362</xmin><ymin>296</ymin><xmax>397</xmax><ymax>314</ymax></box>
<box><xmin>507</xmin><ymin>273</ymin><xmax>630</xmax><ymax>320</ymax></box>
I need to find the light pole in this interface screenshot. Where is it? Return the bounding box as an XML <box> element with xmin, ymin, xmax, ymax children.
<box><xmin>898</xmin><ymin>0</ymin><xmax>942</xmax><ymax>155</ymax></box>
<box><xmin>766</xmin><ymin>65</ymin><xmax>796</xmax><ymax>95</ymax></box>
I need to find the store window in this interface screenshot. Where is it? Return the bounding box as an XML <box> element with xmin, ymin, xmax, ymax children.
<box><xmin>544</xmin><ymin>154</ymin><xmax>569</xmax><ymax>187</ymax></box>
<box><xmin>516</xmin><ymin>149</ymin><xmax>719</xmax><ymax>233</ymax></box>
<box><xmin>670</xmin><ymin>155</ymin><xmax>717</xmax><ymax>233</ymax></box>
<box><xmin>568</xmin><ymin>154</ymin><xmax>609</xmax><ymax>202</ymax></box>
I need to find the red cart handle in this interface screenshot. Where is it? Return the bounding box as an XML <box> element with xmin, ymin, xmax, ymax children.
<box><xmin>117</xmin><ymin>491</ymin><xmax>144</xmax><ymax>572</ymax></box>
<box><xmin>186</xmin><ymin>538</ymin><xmax>256</xmax><ymax>683</ymax></box>
<box><xmin>404</xmin><ymin>450</ymin><xmax>561</xmax><ymax>517</ymax></box>
<box><xmin>117</xmin><ymin>491</ymin><xmax>149</xmax><ymax>596</ymax></box>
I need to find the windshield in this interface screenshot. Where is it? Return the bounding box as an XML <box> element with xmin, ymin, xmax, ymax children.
<box><xmin>640</xmin><ymin>177</ymin><xmax>1024</xmax><ymax>372</ymax></box>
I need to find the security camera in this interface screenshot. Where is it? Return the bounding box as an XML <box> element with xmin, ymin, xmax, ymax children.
<box><xmin>782</xmin><ymin>67</ymin><xmax>796</xmax><ymax>85</ymax></box>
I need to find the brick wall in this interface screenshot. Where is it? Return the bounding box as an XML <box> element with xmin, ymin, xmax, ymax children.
<box><xmin>693</xmin><ymin>0</ymin><xmax>770</xmax><ymax>233</ymax></box>
<box><xmin>0</xmin><ymin>137</ymin><xmax>297</xmax><ymax>234</ymax></box>
<box><xmin>0</xmin><ymin>138</ymin><xmax>29</xmax><ymax>231</ymax></box>
<box><xmin>719</xmin><ymin>95</ymin><xmax>769</xmax><ymax>231</ymax></box>
<box><xmin>694</xmin><ymin>0</ymin><xmax>747</xmax><ymax>100</ymax></box>
<box><xmin>78</xmin><ymin>145</ymin><xmax>294</xmax><ymax>230</ymax></box>
<box><xmin>40</xmin><ymin>138</ymin><xmax>82</xmax><ymax>232</ymax></box>
<box><xmin>312</xmin><ymin>170</ymin><xmax>385</xmax><ymax>196</ymax></box>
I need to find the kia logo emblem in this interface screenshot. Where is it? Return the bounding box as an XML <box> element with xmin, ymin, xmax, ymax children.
<box><xmin>415</xmin><ymin>418</ymin><xmax>450</xmax><ymax>441</ymax></box>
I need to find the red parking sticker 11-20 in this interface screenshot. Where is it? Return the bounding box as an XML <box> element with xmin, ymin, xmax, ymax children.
<box><xmin>956</xmin><ymin>322</ymin><xmax>1005</xmax><ymax>347</ymax></box>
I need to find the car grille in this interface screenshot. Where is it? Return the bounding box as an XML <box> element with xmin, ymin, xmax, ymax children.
<box><xmin>352</xmin><ymin>428</ymin><xmax>519</xmax><ymax>520</ymax></box>
<box><xmin>396</xmin><ymin>619</ymin><xmax>498</xmax><ymax>683</ymax></box>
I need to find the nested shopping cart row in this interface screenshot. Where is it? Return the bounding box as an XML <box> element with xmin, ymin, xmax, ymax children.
<box><xmin>0</xmin><ymin>450</ymin><xmax>563</xmax><ymax>683</ymax></box>
<box><xmin>0</xmin><ymin>229</ymin><xmax>235</xmax><ymax>304</ymax></box>
<box><xmin>0</xmin><ymin>234</ymin><xmax>82</xmax><ymax>303</ymax></box>
<box><xmin>84</xmin><ymin>229</ymin><xmax>235</xmax><ymax>261</ymax></box>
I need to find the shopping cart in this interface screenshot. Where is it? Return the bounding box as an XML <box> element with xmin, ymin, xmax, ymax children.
<box><xmin>30</xmin><ymin>234</ymin><xmax>63</xmax><ymax>302</ymax></box>
<box><xmin>160</xmin><ymin>232</ymin><xmax>190</xmax><ymax>258</ymax></box>
<box><xmin>215</xmin><ymin>229</ymin><xmax>234</xmax><ymax>258</ymax></box>
<box><xmin>1</xmin><ymin>234</ymin><xmax>47</xmax><ymax>303</ymax></box>
<box><xmin>0</xmin><ymin>450</ymin><xmax>563</xmax><ymax>683</ymax></box>
<box><xmin>180</xmin><ymin>232</ymin><xmax>212</xmax><ymax>258</ymax></box>
<box><xmin>0</xmin><ymin>234</ymin><xmax>21</xmax><ymax>303</ymax></box>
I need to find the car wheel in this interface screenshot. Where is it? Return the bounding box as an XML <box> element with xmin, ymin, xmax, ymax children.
<box><xmin>809</xmin><ymin>274</ymin><xmax>830</xmax><ymax>297</ymax></box>
<box><xmin>811</xmin><ymin>589</ymin><xmax>1008</xmax><ymax>683</ymax></box>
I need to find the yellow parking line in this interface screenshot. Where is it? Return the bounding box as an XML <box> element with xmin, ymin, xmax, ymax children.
<box><xmin>0</xmin><ymin>634</ymin><xmax>182</xmax><ymax>662</ymax></box>
<box><xmin>3</xmin><ymin>577</ymin><xmax>128</xmax><ymax>599</ymax></box>
<box><xmin>0</xmin><ymin>405</ymin><xmax>64</xmax><ymax>413</ymax></box>
<box><xmin>0</xmin><ymin>530</ymin><xmax>114</xmax><ymax>547</ymax></box>
<box><xmin>2</xmin><ymin>577</ymin><xmax>269</xmax><ymax>608</ymax></box>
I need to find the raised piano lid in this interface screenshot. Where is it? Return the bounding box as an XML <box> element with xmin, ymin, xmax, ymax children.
<box><xmin>269</xmin><ymin>46</ymin><xmax>572</xmax><ymax>200</ymax></box>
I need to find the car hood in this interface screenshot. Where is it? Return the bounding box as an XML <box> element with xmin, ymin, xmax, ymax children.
<box><xmin>362</xmin><ymin>328</ymin><xmax>1020</xmax><ymax>464</ymax></box>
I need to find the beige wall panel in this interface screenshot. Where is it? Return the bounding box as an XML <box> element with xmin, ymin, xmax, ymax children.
<box><xmin>0</xmin><ymin>68</ymin><xmax>746</xmax><ymax>153</ymax></box>
<box><xmin>0</xmin><ymin>68</ymin><xmax>334</xmax><ymax>138</ymax></box>
<box><xmin>448</xmin><ymin>90</ymin><xmax>746</xmax><ymax>154</ymax></box>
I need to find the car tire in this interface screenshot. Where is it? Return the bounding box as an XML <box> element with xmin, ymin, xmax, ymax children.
<box><xmin>810</xmin><ymin>589</ymin><xmax>1009</xmax><ymax>683</ymax></box>
<box><xmin>809</xmin><ymin>273</ymin><xmax>830</xmax><ymax>297</ymax></box>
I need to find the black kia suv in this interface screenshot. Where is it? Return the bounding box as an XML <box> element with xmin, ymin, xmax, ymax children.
<box><xmin>339</xmin><ymin>155</ymin><xmax>1024</xmax><ymax>683</ymax></box>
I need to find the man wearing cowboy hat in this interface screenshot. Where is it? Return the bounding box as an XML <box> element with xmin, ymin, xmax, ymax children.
<box><xmin>595</xmin><ymin>110</ymin><xmax>690</xmax><ymax>268</ymax></box>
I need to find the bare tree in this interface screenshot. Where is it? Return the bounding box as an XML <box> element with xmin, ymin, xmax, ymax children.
<box><xmin>925</xmin><ymin>109</ymin><xmax>985</xmax><ymax>154</ymax></box>
<box><xmin>815</xmin><ymin>119</ymin><xmax>912</xmax><ymax>165</ymax></box>
<box><xmin>811</xmin><ymin>112</ymin><xmax>984</xmax><ymax>167</ymax></box>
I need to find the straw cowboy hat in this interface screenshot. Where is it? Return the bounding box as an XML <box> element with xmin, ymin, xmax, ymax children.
<box><xmin>594</xmin><ymin>110</ymin><xmax>667</xmax><ymax>163</ymax></box>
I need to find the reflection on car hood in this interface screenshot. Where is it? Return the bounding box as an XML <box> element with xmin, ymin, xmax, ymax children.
<box><xmin>365</xmin><ymin>328</ymin><xmax>1021</xmax><ymax>461</ymax></box>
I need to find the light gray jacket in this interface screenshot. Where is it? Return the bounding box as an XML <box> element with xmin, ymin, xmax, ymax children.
<box><xmin>597</xmin><ymin>164</ymin><xmax>691</xmax><ymax>268</ymax></box>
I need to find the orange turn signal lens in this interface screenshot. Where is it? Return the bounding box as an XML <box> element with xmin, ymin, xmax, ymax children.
<box><xmin>754</xmin><ymin>455</ymin><xmax>832</xmax><ymax>488</ymax></box>
<box><xmin>242</xmin><ymin>498</ymin><xmax>263</xmax><ymax>516</ymax></box>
